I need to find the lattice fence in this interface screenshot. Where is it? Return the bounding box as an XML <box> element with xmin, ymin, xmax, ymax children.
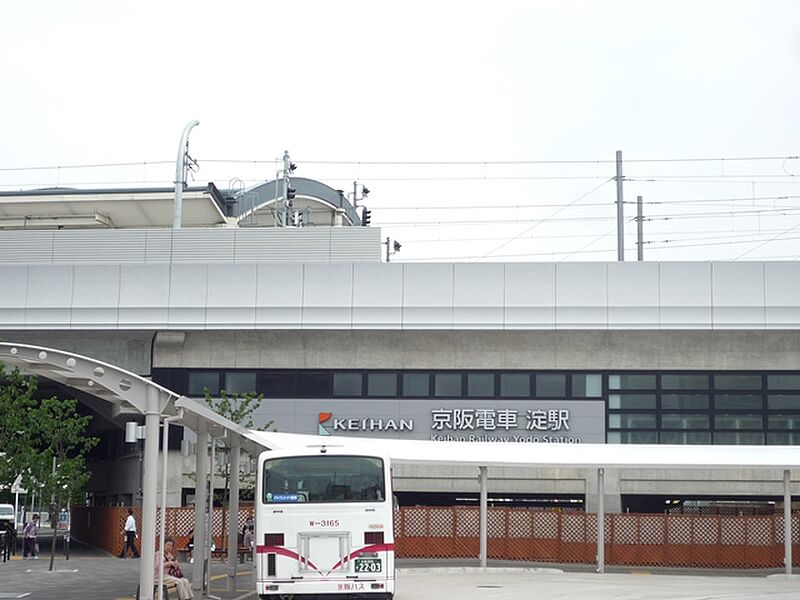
<box><xmin>394</xmin><ymin>506</ymin><xmax>800</xmax><ymax>569</ymax></box>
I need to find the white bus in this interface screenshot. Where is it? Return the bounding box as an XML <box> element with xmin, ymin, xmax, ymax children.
<box><xmin>255</xmin><ymin>445</ymin><xmax>395</xmax><ymax>600</ymax></box>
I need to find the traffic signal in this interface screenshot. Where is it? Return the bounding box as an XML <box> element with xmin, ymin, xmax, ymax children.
<box><xmin>286</xmin><ymin>187</ymin><xmax>297</xmax><ymax>200</ymax></box>
<box><xmin>361</xmin><ymin>207</ymin><xmax>371</xmax><ymax>226</ymax></box>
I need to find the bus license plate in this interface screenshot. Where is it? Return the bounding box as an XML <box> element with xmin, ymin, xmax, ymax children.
<box><xmin>354</xmin><ymin>558</ymin><xmax>382</xmax><ymax>573</ymax></box>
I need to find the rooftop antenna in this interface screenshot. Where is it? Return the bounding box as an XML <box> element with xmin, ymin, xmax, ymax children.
<box><xmin>173</xmin><ymin>120</ymin><xmax>200</xmax><ymax>229</ymax></box>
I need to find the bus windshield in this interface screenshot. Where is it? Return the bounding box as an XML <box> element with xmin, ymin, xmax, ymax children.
<box><xmin>262</xmin><ymin>455</ymin><xmax>385</xmax><ymax>504</ymax></box>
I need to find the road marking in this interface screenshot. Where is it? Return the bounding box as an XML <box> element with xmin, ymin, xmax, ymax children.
<box><xmin>0</xmin><ymin>594</ymin><xmax>32</xmax><ymax>598</ymax></box>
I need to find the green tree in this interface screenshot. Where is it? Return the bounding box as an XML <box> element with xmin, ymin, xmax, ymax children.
<box><xmin>203</xmin><ymin>388</ymin><xmax>271</xmax><ymax>550</ymax></box>
<box><xmin>0</xmin><ymin>363</ymin><xmax>99</xmax><ymax>570</ymax></box>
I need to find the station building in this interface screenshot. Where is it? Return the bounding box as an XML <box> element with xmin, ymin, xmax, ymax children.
<box><xmin>0</xmin><ymin>178</ymin><xmax>798</xmax><ymax>514</ymax></box>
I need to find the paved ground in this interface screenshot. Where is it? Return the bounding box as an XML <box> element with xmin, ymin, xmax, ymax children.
<box><xmin>1</xmin><ymin>534</ymin><xmax>799</xmax><ymax>599</ymax></box>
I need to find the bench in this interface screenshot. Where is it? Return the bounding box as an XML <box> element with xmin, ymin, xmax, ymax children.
<box><xmin>135</xmin><ymin>581</ymin><xmax>178</xmax><ymax>600</ymax></box>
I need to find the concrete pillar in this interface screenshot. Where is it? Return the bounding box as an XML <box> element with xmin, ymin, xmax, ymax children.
<box><xmin>479</xmin><ymin>466</ymin><xmax>487</xmax><ymax>568</ymax></box>
<box><xmin>192</xmin><ymin>421</ymin><xmax>208</xmax><ymax>592</ymax></box>
<box><xmin>784</xmin><ymin>469</ymin><xmax>792</xmax><ymax>576</ymax></box>
<box><xmin>597</xmin><ymin>468</ymin><xmax>605</xmax><ymax>574</ymax></box>
<box><xmin>227</xmin><ymin>438</ymin><xmax>241</xmax><ymax>593</ymax></box>
<box><xmin>139</xmin><ymin>386</ymin><xmax>161</xmax><ymax>600</ymax></box>
<box><xmin>585</xmin><ymin>468</ymin><xmax>622</xmax><ymax>513</ymax></box>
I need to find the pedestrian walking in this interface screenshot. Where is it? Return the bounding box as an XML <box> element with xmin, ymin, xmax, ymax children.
<box><xmin>119</xmin><ymin>508</ymin><xmax>140</xmax><ymax>558</ymax></box>
<box><xmin>22</xmin><ymin>514</ymin><xmax>39</xmax><ymax>559</ymax></box>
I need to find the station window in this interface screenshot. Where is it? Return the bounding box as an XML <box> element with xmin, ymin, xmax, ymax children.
<box><xmin>660</xmin><ymin>431</ymin><xmax>711</xmax><ymax>444</ymax></box>
<box><xmin>767</xmin><ymin>414</ymin><xmax>800</xmax><ymax>430</ymax></box>
<box><xmin>714</xmin><ymin>431</ymin><xmax>764</xmax><ymax>444</ymax></box>
<box><xmin>467</xmin><ymin>373</ymin><xmax>494</xmax><ymax>397</ymax></box>
<box><xmin>258</xmin><ymin>372</ymin><xmax>294</xmax><ymax>398</ymax></box>
<box><xmin>714</xmin><ymin>413</ymin><xmax>763</xmax><ymax>430</ymax></box>
<box><xmin>402</xmin><ymin>373</ymin><xmax>429</xmax><ymax>397</ymax></box>
<box><xmin>500</xmin><ymin>373</ymin><xmax>530</xmax><ymax>398</ymax></box>
<box><xmin>297</xmin><ymin>372</ymin><xmax>330</xmax><ymax>397</ymax></box>
<box><xmin>714</xmin><ymin>375</ymin><xmax>762</xmax><ymax>390</ymax></box>
<box><xmin>661</xmin><ymin>394</ymin><xmax>709</xmax><ymax>410</ymax></box>
<box><xmin>608</xmin><ymin>413</ymin><xmax>656</xmax><ymax>429</ymax></box>
<box><xmin>333</xmin><ymin>372</ymin><xmax>363</xmax><ymax>397</ymax></box>
<box><xmin>571</xmin><ymin>374</ymin><xmax>602</xmax><ymax>398</ymax></box>
<box><xmin>607</xmin><ymin>431</ymin><xmax>658</xmax><ymax>444</ymax></box>
<box><xmin>535</xmin><ymin>374</ymin><xmax>566</xmax><ymax>397</ymax></box>
<box><xmin>367</xmin><ymin>373</ymin><xmax>397</xmax><ymax>397</ymax></box>
<box><xmin>715</xmin><ymin>394</ymin><xmax>763</xmax><ymax>410</ymax></box>
<box><xmin>223</xmin><ymin>371</ymin><xmax>256</xmax><ymax>395</ymax></box>
<box><xmin>187</xmin><ymin>371</ymin><xmax>220</xmax><ymax>396</ymax></box>
<box><xmin>434</xmin><ymin>373</ymin><xmax>462</xmax><ymax>397</ymax></box>
<box><xmin>661</xmin><ymin>374</ymin><xmax>709</xmax><ymax>390</ymax></box>
<box><xmin>661</xmin><ymin>414</ymin><xmax>709</xmax><ymax>430</ymax></box>
<box><xmin>767</xmin><ymin>394</ymin><xmax>800</xmax><ymax>410</ymax></box>
<box><xmin>609</xmin><ymin>374</ymin><xmax>656</xmax><ymax>390</ymax></box>
<box><xmin>608</xmin><ymin>394</ymin><xmax>656</xmax><ymax>410</ymax></box>
<box><xmin>767</xmin><ymin>432</ymin><xmax>800</xmax><ymax>445</ymax></box>
<box><xmin>767</xmin><ymin>375</ymin><xmax>800</xmax><ymax>390</ymax></box>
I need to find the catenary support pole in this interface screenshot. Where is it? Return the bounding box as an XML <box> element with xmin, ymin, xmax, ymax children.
<box><xmin>192</xmin><ymin>420</ymin><xmax>208</xmax><ymax>592</ymax></box>
<box><xmin>139</xmin><ymin>386</ymin><xmax>161</xmax><ymax>600</ymax></box>
<box><xmin>784</xmin><ymin>469</ymin><xmax>792</xmax><ymax>576</ymax></box>
<box><xmin>616</xmin><ymin>150</ymin><xmax>624</xmax><ymax>261</ymax></box>
<box><xmin>479</xmin><ymin>466</ymin><xmax>488</xmax><ymax>568</ymax></box>
<box><xmin>637</xmin><ymin>195</ymin><xmax>643</xmax><ymax>261</ymax></box>
<box><xmin>173</xmin><ymin>120</ymin><xmax>200</xmax><ymax>229</ymax></box>
<box><xmin>227</xmin><ymin>437</ymin><xmax>241</xmax><ymax>593</ymax></box>
<box><xmin>597</xmin><ymin>468</ymin><xmax>605</xmax><ymax>573</ymax></box>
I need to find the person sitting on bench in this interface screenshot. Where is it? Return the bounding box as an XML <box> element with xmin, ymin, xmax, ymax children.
<box><xmin>157</xmin><ymin>537</ymin><xmax>194</xmax><ymax>600</ymax></box>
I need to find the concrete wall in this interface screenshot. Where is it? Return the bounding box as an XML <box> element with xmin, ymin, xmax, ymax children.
<box><xmin>153</xmin><ymin>329</ymin><xmax>800</xmax><ymax>371</ymax></box>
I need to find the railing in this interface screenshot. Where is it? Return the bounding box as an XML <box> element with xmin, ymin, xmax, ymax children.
<box><xmin>394</xmin><ymin>506</ymin><xmax>800</xmax><ymax>569</ymax></box>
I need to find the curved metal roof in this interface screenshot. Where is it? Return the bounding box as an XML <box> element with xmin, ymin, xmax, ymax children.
<box><xmin>229</xmin><ymin>177</ymin><xmax>362</xmax><ymax>226</ymax></box>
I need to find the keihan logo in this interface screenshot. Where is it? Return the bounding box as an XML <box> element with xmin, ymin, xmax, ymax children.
<box><xmin>318</xmin><ymin>412</ymin><xmax>332</xmax><ymax>436</ymax></box>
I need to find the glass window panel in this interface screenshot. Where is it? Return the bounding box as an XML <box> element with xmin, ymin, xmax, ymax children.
<box><xmin>714</xmin><ymin>413</ymin><xmax>763</xmax><ymax>429</ymax></box>
<box><xmin>535</xmin><ymin>374</ymin><xmax>566</xmax><ymax>397</ymax></box>
<box><xmin>223</xmin><ymin>371</ymin><xmax>256</xmax><ymax>395</ymax></box>
<box><xmin>714</xmin><ymin>432</ymin><xmax>764</xmax><ymax>445</ymax></box>
<box><xmin>608</xmin><ymin>374</ymin><xmax>656</xmax><ymax>390</ymax></box>
<box><xmin>434</xmin><ymin>373</ymin><xmax>462</xmax><ymax>397</ymax></box>
<box><xmin>715</xmin><ymin>394</ymin><xmax>763</xmax><ymax>410</ymax></box>
<box><xmin>402</xmin><ymin>373</ymin><xmax>429</xmax><ymax>397</ymax></box>
<box><xmin>767</xmin><ymin>432</ymin><xmax>800</xmax><ymax>445</ymax></box>
<box><xmin>467</xmin><ymin>373</ymin><xmax>494</xmax><ymax>398</ymax></box>
<box><xmin>767</xmin><ymin>375</ymin><xmax>800</xmax><ymax>390</ymax></box>
<box><xmin>768</xmin><ymin>414</ymin><xmax>800</xmax><ymax>430</ymax></box>
<box><xmin>608</xmin><ymin>413</ymin><xmax>656</xmax><ymax>429</ymax></box>
<box><xmin>333</xmin><ymin>372</ymin><xmax>362</xmax><ymax>396</ymax></box>
<box><xmin>259</xmin><ymin>372</ymin><xmax>294</xmax><ymax>397</ymax></box>
<box><xmin>618</xmin><ymin>431</ymin><xmax>658</xmax><ymax>444</ymax></box>
<box><xmin>500</xmin><ymin>373</ymin><xmax>530</xmax><ymax>398</ymax></box>
<box><xmin>367</xmin><ymin>373</ymin><xmax>397</xmax><ymax>397</ymax></box>
<box><xmin>188</xmin><ymin>371</ymin><xmax>220</xmax><ymax>396</ymax></box>
<box><xmin>660</xmin><ymin>431</ymin><xmax>711</xmax><ymax>444</ymax></box>
<box><xmin>714</xmin><ymin>374</ymin><xmax>762</xmax><ymax>390</ymax></box>
<box><xmin>608</xmin><ymin>394</ymin><xmax>656</xmax><ymax>409</ymax></box>
<box><xmin>607</xmin><ymin>431</ymin><xmax>621</xmax><ymax>443</ymax></box>
<box><xmin>572</xmin><ymin>374</ymin><xmax>602</xmax><ymax>398</ymax></box>
<box><xmin>661</xmin><ymin>375</ymin><xmax>709</xmax><ymax>390</ymax></box>
<box><xmin>661</xmin><ymin>414</ymin><xmax>709</xmax><ymax>430</ymax></box>
<box><xmin>297</xmin><ymin>372</ymin><xmax>330</xmax><ymax>397</ymax></box>
<box><xmin>661</xmin><ymin>394</ymin><xmax>709</xmax><ymax>410</ymax></box>
<box><xmin>768</xmin><ymin>394</ymin><xmax>800</xmax><ymax>410</ymax></box>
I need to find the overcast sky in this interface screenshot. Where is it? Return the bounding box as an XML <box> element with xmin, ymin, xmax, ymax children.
<box><xmin>2</xmin><ymin>1</ymin><xmax>799</xmax><ymax>262</ymax></box>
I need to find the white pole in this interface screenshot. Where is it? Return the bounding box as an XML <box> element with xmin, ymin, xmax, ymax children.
<box><xmin>173</xmin><ymin>120</ymin><xmax>200</xmax><ymax>229</ymax></box>
<box><xmin>192</xmin><ymin>421</ymin><xmax>208</xmax><ymax>593</ymax></box>
<box><xmin>784</xmin><ymin>469</ymin><xmax>792</xmax><ymax>576</ymax></box>
<box><xmin>208</xmin><ymin>437</ymin><xmax>216</xmax><ymax>592</ymax></box>
<box><xmin>479</xmin><ymin>466</ymin><xmax>488</xmax><ymax>568</ymax></box>
<box><xmin>157</xmin><ymin>415</ymin><xmax>181</xmax><ymax>600</ymax></box>
<box><xmin>139</xmin><ymin>386</ymin><xmax>161</xmax><ymax>600</ymax></box>
<box><xmin>597</xmin><ymin>468</ymin><xmax>605</xmax><ymax>573</ymax></box>
<box><xmin>227</xmin><ymin>437</ymin><xmax>241</xmax><ymax>593</ymax></box>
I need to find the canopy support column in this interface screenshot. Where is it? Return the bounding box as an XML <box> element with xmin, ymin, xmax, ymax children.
<box><xmin>479</xmin><ymin>466</ymin><xmax>488</xmax><ymax>568</ymax></box>
<box><xmin>192</xmin><ymin>421</ymin><xmax>208</xmax><ymax>592</ymax></box>
<box><xmin>139</xmin><ymin>386</ymin><xmax>161</xmax><ymax>600</ymax></box>
<box><xmin>597</xmin><ymin>468</ymin><xmax>605</xmax><ymax>574</ymax></box>
<box><xmin>785</xmin><ymin>469</ymin><xmax>793</xmax><ymax>576</ymax></box>
<box><xmin>227</xmin><ymin>437</ymin><xmax>241</xmax><ymax>593</ymax></box>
